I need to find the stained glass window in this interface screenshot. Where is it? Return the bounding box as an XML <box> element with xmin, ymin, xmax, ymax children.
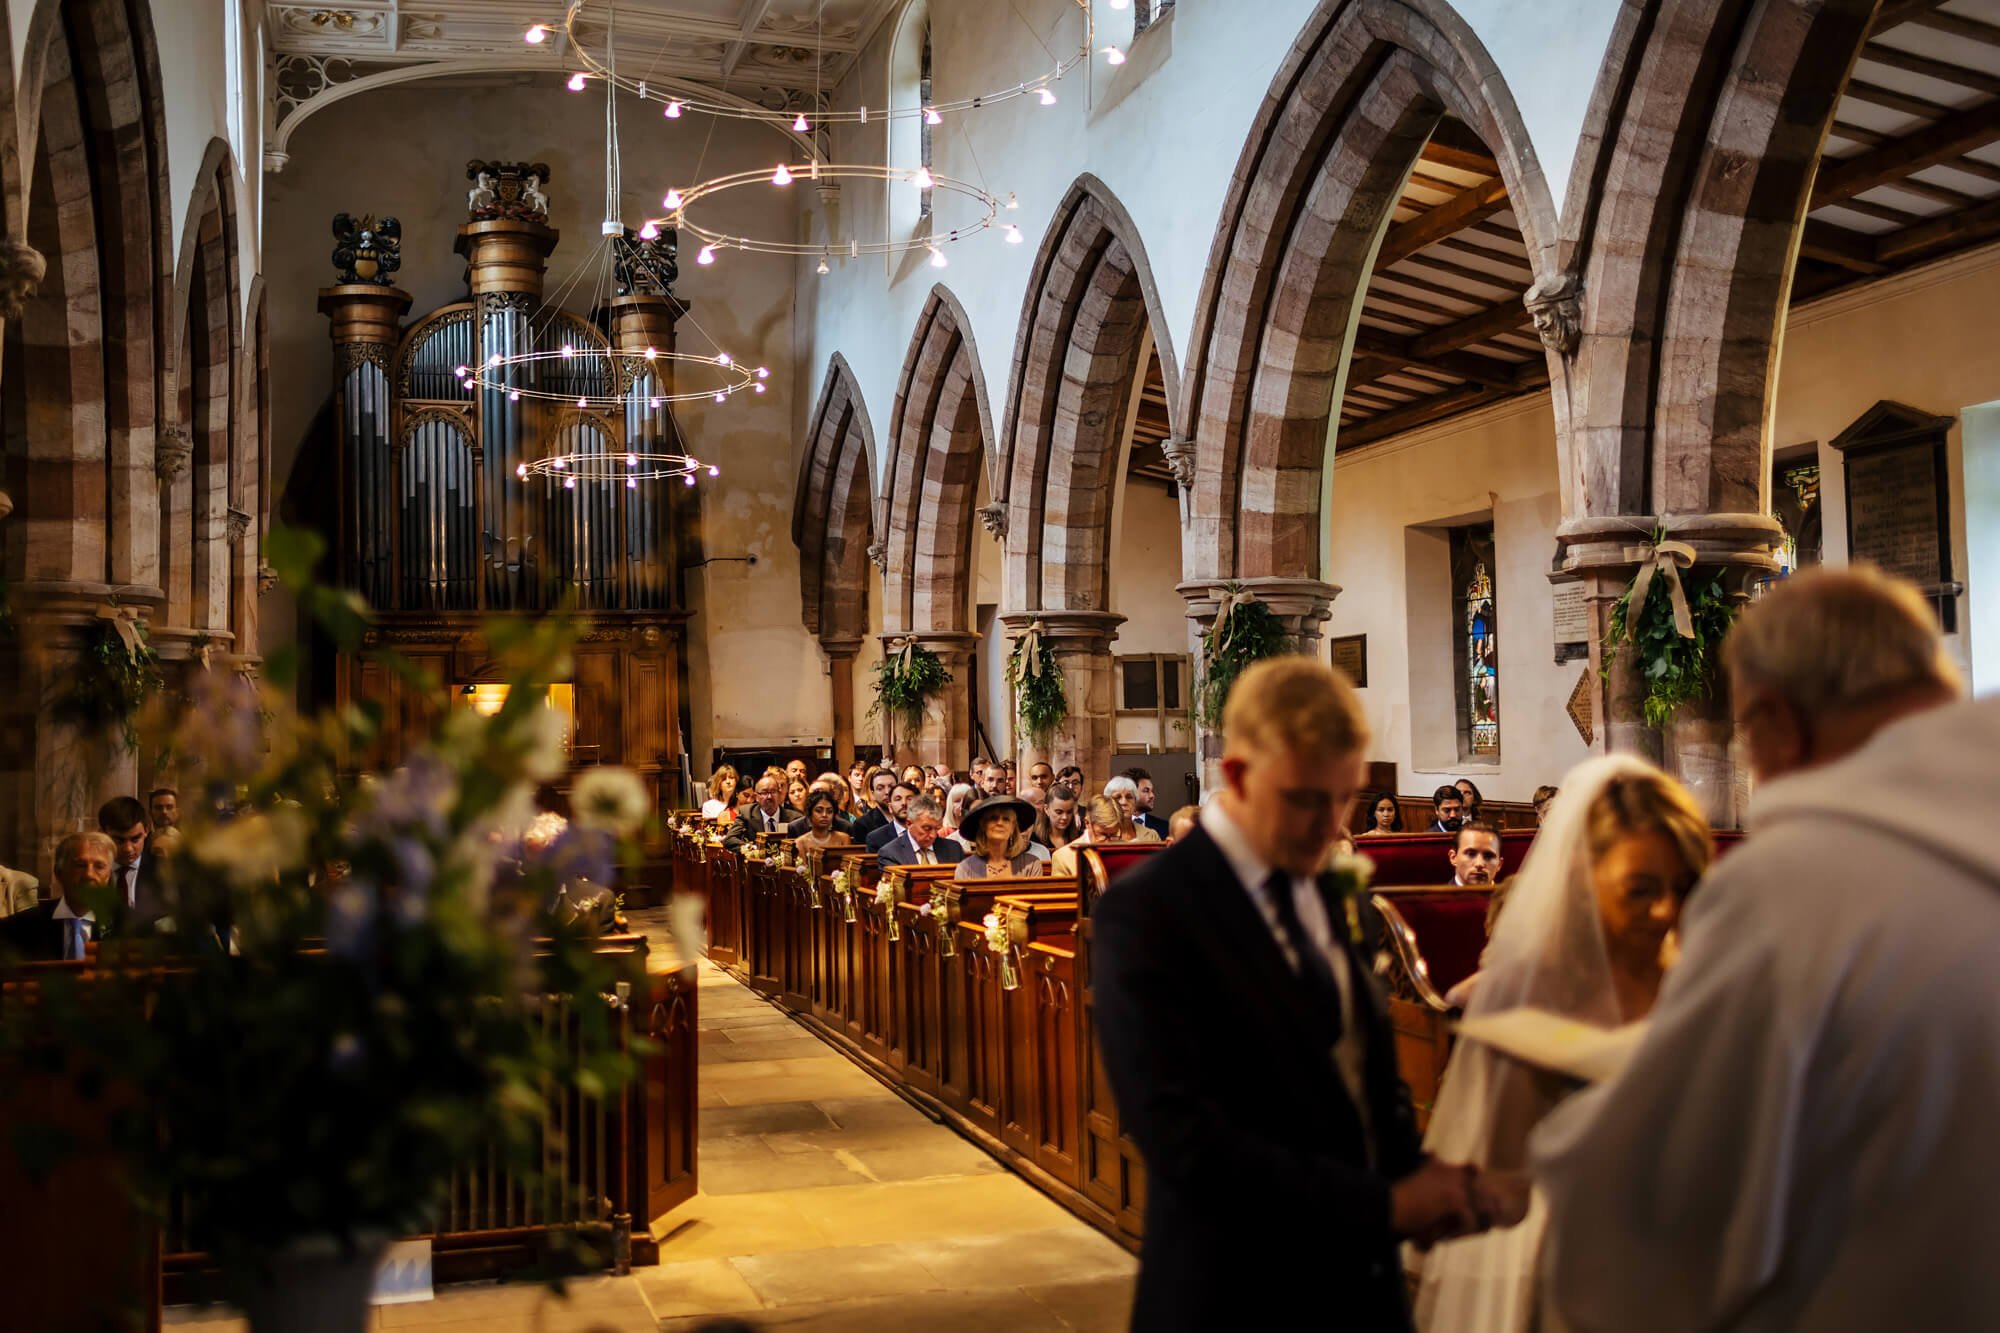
<box><xmin>918</xmin><ymin>28</ymin><xmax>934</xmax><ymax>221</ymax></box>
<box><xmin>1450</xmin><ymin>524</ymin><xmax>1499</xmax><ymax>759</ymax></box>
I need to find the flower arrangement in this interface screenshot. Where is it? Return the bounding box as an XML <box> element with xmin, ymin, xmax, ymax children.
<box><xmin>1194</xmin><ymin>586</ymin><xmax>1294</xmax><ymax>730</ymax></box>
<box><xmin>56</xmin><ymin>603</ymin><xmax>164</xmax><ymax>749</ymax></box>
<box><xmin>1004</xmin><ymin>623</ymin><xmax>1068</xmax><ymax>748</ymax></box>
<box><xmin>874</xmin><ymin>879</ymin><xmax>900</xmax><ymax>939</ymax></box>
<box><xmin>982</xmin><ymin>911</ymin><xmax>1020</xmax><ymax>991</ymax></box>
<box><xmin>1601</xmin><ymin>538</ymin><xmax>1737</xmax><ymax>730</ymax></box>
<box><xmin>0</xmin><ymin>526</ymin><xmax>647</xmax><ymax>1293</ymax></box>
<box><xmin>870</xmin><ymin>637</ymin><xmax>952</xmax><ymax>736</ymax></box>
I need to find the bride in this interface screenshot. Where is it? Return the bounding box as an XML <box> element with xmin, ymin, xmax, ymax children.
<box><xmin>1413</xmin><ymin>755</ymin><xmax>1712</xmax><ymax>1332</ymax></box>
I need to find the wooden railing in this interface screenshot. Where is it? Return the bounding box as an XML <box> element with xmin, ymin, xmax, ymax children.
<box><xmin>662</xmin><ymin>825</ymin><xmax>1155</xmax><ymax>1248</ymax></box>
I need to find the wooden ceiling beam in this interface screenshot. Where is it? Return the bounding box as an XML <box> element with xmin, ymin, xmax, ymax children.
<box><xmin>1337</xmin><ymin>384</ymin><xmax>1524</xmax><ymax>451</ymax></box>
<box><xmin>1349</xmin><ymin>330</ymin><xmax>1528</xmax><ymax>391</ymax></box>
<box><xmin>1911</xmin><ymin>9</ymin><xmax>2000</xmax><ymax>48</ymax></box>
<box><xmin>1860</xmin><ymin>42</ymin><xmax>2000</xmax><ymax>99</ymax></box>
<box><xmin>1408</xmin><ymin>299</ymin><xmax>1532</xmax><ymax>359</ymax></box>
<box><xmin>1800</xmin><ymin>220</ymin><xmax>1888</xmax><ymax>273</ymax></box>
<box><xmin>1841</xmin><ymin>78</ymin><xmax>1954</xmax><ymax>121</ymax></box>
<box><xmin>1871</xmin><ymin>0</ymin><xmax>1951</xmax><ymax>34</ymax></box>
<box><xmin>1812</xmin><ymin>98</ymin><xmax>2000</xmax><ymax>205</ymax></box>
<box><xmin>1417</xmin><ymin>139</ymin><xmax>1498</xmax><ymax>177</ymax></box>
<box><xmin>1377</xmin><ymin>178</ymin><xmax>1511</xmax><ymax>268</ymax></box>
<box><xmin>1873</xmin><ymin>193</ymin><xmax>2000</xmax><ymax>263</ymax></box>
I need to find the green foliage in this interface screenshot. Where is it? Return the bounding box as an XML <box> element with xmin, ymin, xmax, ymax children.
<box><xmin>1602</xmin><ymin>565</ymin><xmax>1738</xmax><ymax>730</ymax></box>
<box><xmin>1194</xmin><ymin>590</ymin><xmax>1296</xmax><ymax>730</ymax></box>
<box><xmin>1005</xmin><ymin>637</ymin><xmax>1068</xmax><ymax>747</ymax></box>
<box><xmin>0</xmin><ymin>523</ymin><xmax>645</xmax><ymax>1274</ymax></box>
<box><xmin>55</xmin><ymin>609</ymin><xmax>164</xmax><ymax>749</ymax></box>
<box><xmin>870</xmin><ymin>644</ymin><xmax>952</xmax><ymax>733</ymax></box>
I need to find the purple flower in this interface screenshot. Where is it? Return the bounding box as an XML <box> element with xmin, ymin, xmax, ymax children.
<box><xmin>326</xmin><ymin>879</ymin><xmax>378</xmax><ymax>960</ymax></box>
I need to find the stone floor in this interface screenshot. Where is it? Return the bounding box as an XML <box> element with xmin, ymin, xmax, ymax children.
<box><xmin>169</xmin><ymin>950</ymin><xmax>1136</xmax><ymax>1331</ymax></box>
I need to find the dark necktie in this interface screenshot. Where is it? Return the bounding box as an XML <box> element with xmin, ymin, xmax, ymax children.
<box><xmin>1264</xmin><ymin>870</ymin><xmax>1345</xmax><ymax>1046</ymax></box>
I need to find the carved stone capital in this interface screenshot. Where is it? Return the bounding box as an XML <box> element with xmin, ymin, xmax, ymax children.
<box><xmin>257</xmin><ymin>562</ymin><xmax>279</xmax><ymax>595</ymax></box>
<box><xmin>977</xmin><ymin>501</ymin><xmax>1008</xmax><ymax>540</ymax></box>
<box><xmin>0</xmin><ymin>239</ymin><xmax>47</xmax><ymax>321</ymax></box>
<box><xmin>1524</xmin><ymin>272</ymin><xmax>1581</xmax><ymax>357</ymax></box>
<box><xmin>155</xmin><ymin>427</ymin><xmax>192</xmax><ymax>483</ymax></box>
<box><xmin>226</xmin><ymin>507</ymin><xmax>253</xmax><ymax>543</ymax></box>
<box><xmin>866</xmin><ymin>539</ymin><xmax>888</xmax><ymax>573</ymax></box>
<box><xmin>1159</xmin><ymin>436</ymin><xmax>1197</xmax><ymax>489</ymax></box>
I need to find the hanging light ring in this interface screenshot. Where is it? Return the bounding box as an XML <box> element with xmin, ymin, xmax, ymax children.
<box><xmin>664</xmin><ymin>163</ymin><xmax>1001</xmax><ymax>260</ymax></box>
<box><xmin>460</xmin><ymin>346</ymin><xmax>760</xmax><ymax>408</ymax></box>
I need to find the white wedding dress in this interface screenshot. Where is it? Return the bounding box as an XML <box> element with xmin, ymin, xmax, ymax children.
<box><xmin>1411</xmin><ymin>755</ymin><xmax>1656</xmax><ymax>1333</ymax></box>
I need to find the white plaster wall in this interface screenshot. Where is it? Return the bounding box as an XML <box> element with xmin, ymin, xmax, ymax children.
<box><xmin>1110</xmin><ymin>478</ymin><xmax>1185</xmax><ymax>653</ymax></box>
<box><xmin>262</xmin><ymin>74</ymin><xmax>814</xmax><ymax>763</ymax></box>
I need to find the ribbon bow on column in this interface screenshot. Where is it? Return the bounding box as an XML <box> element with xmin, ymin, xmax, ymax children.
<box><xmin>94</xmin><ymin>604</ymin><xmax>144</xmax><ymax>660</ymax></box>
<box><xmin>1625</xmin><ymin>540</ymin><xmax>1698</xmax><ymax>640</ymax></box>
<box><xmin>1011</xmin><ymin>619</ymin><xmax>1045</xmax><ymax>678</ymax></box>
<box><xmin>1212</xmin><ymin>586</ymin><xmax>1260</xmax><ymax>653</ymax></box>
<box><xmin>886</xmin><ymin>635</ymin><xmax>918</xmax><ymax>672</ymax></box>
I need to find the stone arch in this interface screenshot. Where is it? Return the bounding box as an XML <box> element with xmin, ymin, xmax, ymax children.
<box><xmin>237</xmin><ymin>274</ymin><xmax>268</xmax><ymax>657</ymax></box>
<box><xmin>1178</xmin><ymin>0</ymin><xmax>1559</xmax><ymax>586</ymax></box>
<box><xmin>1556</xmin><ymin>0</ymin><xmax>1876</xmax><ymax>551</ymax></box>
<box><xmin>164</xmin><ymin>138</ymin><xmax>242</xmax><ymax>638</ymax></box>
<box><xmin>793</xmin><ymin>353</ymin><xmax>880</xmax><ymax>768</ymax></box>
<box><xmin>881</xmin><ymin>284</ymin><xmax>997</xmax><ymax>637</ymax></box>
<box><xmin>999</xmin><ymin>175</ymin><xmax>1180</xmax><ymax>615</ymax></box>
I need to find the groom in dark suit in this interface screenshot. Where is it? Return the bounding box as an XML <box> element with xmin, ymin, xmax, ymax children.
<box><xmin>1093</xmin><ymin>657</ymin><xmax>1491</xmax><ymax>1330</ymax></box>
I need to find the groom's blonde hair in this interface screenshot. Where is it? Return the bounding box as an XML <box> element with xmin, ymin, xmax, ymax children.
<box><xmin>1223</xmin><ymin>657</ymin><xmax>1370</xmax><ymax>759</ymax></box>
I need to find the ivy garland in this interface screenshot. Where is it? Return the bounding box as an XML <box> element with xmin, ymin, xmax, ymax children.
<box><xmin>1005</xmin><ymin>635</ymin><xmax>1068</xmax><ymax>747</ymax></box>
<box><xmin>57</xmin><ymin>611</ymin><xmax>164</xmax><ymax>749</ymax></box>
<box><xmin>1193</xmin><ymin>589</ymin><xmax>1295</xmax><ymax>730</ymax></box>
<box><xmin>1602</xmin><ymin>564</ymin><xmax>1737</xmax><ymax>731</ymax></box>
<box><xmin>870</xmin><ymin>643</ymin><xmax>952</xmax><ymax>735</ymax></box>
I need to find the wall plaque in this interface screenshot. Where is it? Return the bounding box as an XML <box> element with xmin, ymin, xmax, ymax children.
<box><xmin>1830</xmin><ymin>401</ymin><xmax>1957</xmax><ymax>632</ymax></box>
<box><xmin>1552</xmin><ymin>581</ymin><xmax>1590</xmax><ymax>663</ymax></box>
<box><xmin>1330</xmin><ymin>634</ymin><xmax>1368</xmax><ymax>688</ymax></box>
<box><xmin>1566</xmin><ymin>670</ymin><xmax>1594</xmax><ymax>747</ymax></box>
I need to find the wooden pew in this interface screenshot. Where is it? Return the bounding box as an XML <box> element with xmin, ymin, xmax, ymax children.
<box><xmin>1356</xmin><ymin>828</ymin><xmax>1539</xmax><ymax>887</ymax></box>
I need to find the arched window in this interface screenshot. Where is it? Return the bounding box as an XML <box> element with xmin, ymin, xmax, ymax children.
<box><xmin>886</xmin><ymin>0</ymin><xmax>931</xmax><ymax>245</ymax></box>
<box><xmin>1451</xmin><ymin>524</ymin><xmax>1499</xmax><ymax>759</ymax></box>
<box><xmin>225</xmin><ymin>1</ymin><xmax>246</xmax><ymax>176</ymax></box>
<box><xmin>918</xmin><ymin>26</ymin><xmax>933</xmax><ymax>221</ymax></box>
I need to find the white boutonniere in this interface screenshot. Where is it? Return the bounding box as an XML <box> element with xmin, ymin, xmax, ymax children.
<box><xmin>1326</xmin><ymin>850</ymin><xmax>1375</xmax><ymax>947</ymax></box>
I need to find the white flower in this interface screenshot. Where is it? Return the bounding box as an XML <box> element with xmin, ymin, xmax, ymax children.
<box><xmin>875</xmin><ymin>882</ymin><xmax>895</xmax><ymax>907</ymax></box>
<box><xmin>1330</xmin><ymin>849</ymin><xmax>1375</xmax><ymax>892</ymax></box>
<box><xmin>571</xmin><ymin>766</ymin><xmax>649</xmax><ymax>836</ymax></box>
<box><xmin>196</xmin><ymin>808</ymin><xmax>311</xmax><ymax>887</ymax></box>
<box><xmin>521</xmin><ymin>706</ymin><xmax>570</xmax><ymax>782</ymax></box>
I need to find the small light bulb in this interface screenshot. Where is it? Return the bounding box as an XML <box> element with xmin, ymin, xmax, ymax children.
<box><xmin>717</xmin><ymin>352</ymin><xmax>731</xmax><ymax>365</ymax></box>
<box><xmin>663</xmin><ymin>189</ymin><xmax>684</xmax><ymax>210</ymax></box>
<box><xmin>684</xmin><ymin>474</ymin><xmax>696</xmax><ymax>487</ymax></box>
<box><xmin>649</xmin><ymin>397</ymin><xmax>662</xmax><ymax>409</ymax></box>
<box><xmin>1004</xmin><ymin>224</ymin><xmax>1023</xmax><ymax>244</ymax></box>
<box><xmin>644</xmin><ymin>346</ymin><xmax>658</xmax><ymax>360</ymax></box>
<box><xmin>816</xmin><ymin>256</ymin><xmax>830</xmax><ymax>275</ymax></box>
<box><xmin>1037</xmin><ymin>87</ymin><xmax>1056</xmax><ymax>106</ymax></box>
<box><xmin>755</xmin><ymin>366</ymin><xmax>770</xmax><ymax>379</ymax></box>
<box><xmin>577</xmin><ymin>396</ymin><xmax>588</xmax><ymax>408</ymax></box>
<box><xmin>627</xmin><ymin>453</ymin><xmax>639</xmax><ymax>467</ymax></box>
<box><xmin>754</xmin><ymin>382</ymin><xmax>766</xmax><ymax>393</ymax></box>
<box><xmin>552</xmin><ymin>457</ymin><xmax>566</xmax><ymax>470</ymax></box>
<box><xmin>509</xmin><ymin>389</ymin><xmax>522</xmax><ymax>401</ymax></box>
<box><xmin>1102</xmin><ymin>45</ymin><xmax>1126</xmax><ymax>66</ymax></box>
<box><xmin>772</xmin><ymin>162</ymin><xmax>794</xmax><ymax>186</ymax></box>
<box><xmin>664</xmin><ymin>100</ymin><xmax>683</xmax><ymax>119</ymax></box>
<box><xmin>564</xmin><ymin>476</ymin><xmax>576</xmax><ymax>489</ymax></box>
<box><xmin>792</xmin><ymin>112</ymin><xmax>809</xmax><ymax>132</ymax></box>
<box><xmin>924</xmin><ymin>106</ymin><xmax>942</xmax><ymax>126</ymax></box>
<box><xmin>1006</xmin><ymin>192</ymin><xmax>1019</xmax><ymax>210</ymax></box>
<box><xmin>568</xmin><ymin>72</ymin><xmax>587</xmax><ymax>92</ymax></box>
<box><xmin>638</xmin><ymin>221</ymin><xmax>659</xmax><ymax>240</ymax></box>
<box><xmin>524</xmin><ymin>24</ymin><xmax>549</xmax><ymax>44</ymax></box>
<box><xmin>911</xmin><ymin>166</ymin><xmax>935</xmax><ymax>190</ymax></box>
<box><xmin>627</xmin><ymin>477</ymin><xmax>638</xmax><ymax>489</ymax></box>
<box><xmin>708</xmin><ymin>465</ymin><xmax>720</xmax><ymax>478</ymax></box>
<box><xmin>515</xmin><ymin>463</ymin><xmax>528</xmax><ymax>478</ymax></box>
<box><xmin>713</xmin><ymin>391</ymin><xmax>726</xmax><ymax>403</ymax></box>
<box><xmin>489</xmin><ymin>353</ymin><xmax>503</xmax><ymax>366</ymax></box>
<box><xmin>697</xmin><ymin>244</ymin><xmax>716</xmax><ymax>265</ymax></box>
<box><xmin>928</xmin><ymin>245</ymin><xmax>948</xmax><ymax>268</ymax></box>
<box><xmin>560</xmin><ymin>344</ymin><xmax>573</xmax><ymax>359</ymax></box>
<box><xmin>455</xmin><ymin>364</ymin><xmax>469</xmax><ymax>377</ymax></box>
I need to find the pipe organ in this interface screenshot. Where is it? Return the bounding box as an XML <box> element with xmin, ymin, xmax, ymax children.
<box><xmin>318</xmin><ymin>164</ymin><xmax>691</xmax><ymax>805</ymax></box>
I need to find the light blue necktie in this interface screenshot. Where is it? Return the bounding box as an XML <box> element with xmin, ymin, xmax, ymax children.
<box><xmin>65</xmin><ymin>918</ymin><xmax>88</xmax><ymax>961</ymax></box>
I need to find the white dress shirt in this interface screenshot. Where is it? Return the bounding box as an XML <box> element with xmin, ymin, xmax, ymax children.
<box><xmin>118</xmin><ymin>857</ymin><xmax>142</xmax><ymax>908</ymax></box>
<box><xmin>1202</xmin><ymin>802</ymin><xmax>1372</xmax><ymax>1150</ymax></box>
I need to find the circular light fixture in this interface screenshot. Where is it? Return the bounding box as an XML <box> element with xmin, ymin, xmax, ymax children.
<box><xmin>659</xmin><ymin>161</ymin><xmax>1004</xmax><ymax>261</ymax></box>
<box><xmin>518</xmin><ymin>448</ymin><xmax>717</xmax><ymax>487</ymax></box>
<box><xmin>462</xmin><ymin>346</ymin><xmax>759</xmax><ymax>409</ymax></box>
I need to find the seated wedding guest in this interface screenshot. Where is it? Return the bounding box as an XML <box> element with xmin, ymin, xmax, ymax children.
<box><xmin>1531</xmin><ymin>785</ymin><xmax>1558</xmax><ymax>826</ymax></box>
<box><xmin>854</xmin><ymin>768</ymin><xmax>898</xmax><ymax>830</ymax></box>
<box><xmin>1532</xmin><ymin>566</ymin><xmax>1997</xmax><ymax>1332</ymax></box>
<box><xmin>1124</xmin><ymin>767</ymin><xmax>1171</xmax><ymax>838</ymax></box>
<box><xmin>786</xmin><ymin>777</ymin><xmax>812</xmax><ymax>817</ymax></box>
<box><xmin>1051</xmin><ymin>795</ymin><xmax>1131</xmax><ymax>876</ymax></box>
<box><xmin>732</xmin><ymin>787</ymin><xmax>756</xmax><ymax>819</ymax></box>
<box><xmin>864</xmin><ymin>783</ymin><xmax>919</xmax><ymax>851</ymax></box>
<box><xmin>955</xmin><ymin>796</ymin><xmax>1047</xmax><ymax>880</ymax></box>
<box><xmin>708</xmin><ymin>763</ymin><xmax>741</xmax><ymax>809</ymax></box>
<box><xmin>789</xmin><ymin>779</ymin><xmax>859</xmax><ymax>836</ymax></box>
<box><xmin>725</xmin><ymin>774</ymin><xmax>803</xmax><ymax>849</ymax></box>
<box><xmin>977</xmin><ymin>763</ymin><xmax>1007</xmax><ymax>797</ymax></box>
<box><xmin>1428</xmin><ymin>784</ymin><xmax>1464</xmax><ymax>832</ymax></box>
<box><xmin>1103</xmin><ymin>777</ymin><xmax>1164</xmax><ymax>844</ymax></box>
<box><xmin>792</xmin><ymin>789</ymin><xmax>855</xmax><ymax>858</ymax></box>
<box><xmin>1356</xmin><ymin>791</ymin><xmax>1403</xmax><ymax>837</ymax></box>
<box><xmin>1092</xmin><ymin>657</ymin><xmax>1485</xmax><ymax>1327</ymax></box>
<box><xmin>1446</xmin><ymin>821</ymin><xmax>1503</xmax><ymax>886</ymax></box>
<box><xmin>998</xmin><ymin>760</ymin><xmax>1018</xmax><ymax>794</ymax></box>
<box><xmin>0</xmin><ymin>832</ymin><xmax>117</xmax><ymax>960</ymax></box>
<box><xmin>847</xmin><ymin>759</ymin><xmax>870</xmax><ymax>805</ymax></box>
<box><xmin>1454</xmin><ymin>777</ymin><xmax>1485</xmax><ymax>825</ymax></box>
<box><xmin>0</xmin><ymin>860</ymin><xmax>39</xmax><ymax>918</ymax></box>
<box><xmin>819</xmin><ymin>772</ymin><xmax>858</xmax><ymax>818</ymax></box>
<box><xmin>99</xmin><ymin>795</ymin><xmax>165</xmax><ymax>924</ymax></box>
<box><xmin>1056</xmin><ymin>764</ymin><xmax>1085</xmax><ymax>793</ymax></box>
<box><xmin>1414</xmin><ymin>758</ymin><xmax>1709</xmax><ymax>1330</ymax></box>
<box><xmin>148</xmin><ymin>786</ymin><xmax>180</xmax><ymax>832</ymax></box>
<box><xmin>941</xmin><ymin>783</ymin><xmax>978</xmax><ymax>841</ymax></box>
<box><xmin>523</xmin><ymin>812</ymin><xmax>619</xmax><ymax>936</ymax></box>
<box><xmin>1026</xmin><ymin>761</ymin><xmax>1056</xmax><ymax>795</ymax></box>
<box><xmin>878</xmin><ymin>797</ymin><xmax>966</xmax><ymax>868</ymax></box>
<box><xmin>1042</xmin><ymin>784</ymin><xmax>1081</xmax><ymax>850</ymax></box>
<box><xmin>1165</xmin><ymin>804</ymin><xmax>1199</xmax><ymax>844</ymax></box>
<box><xmin>899</xmin><ymin>764</ymin><xmax>926</xmax><ymax>789</ymax></box>
<box><xmin>785</xmin><ymin>758</ymin><xmax>810</xmax><ymax>788</ymax></box>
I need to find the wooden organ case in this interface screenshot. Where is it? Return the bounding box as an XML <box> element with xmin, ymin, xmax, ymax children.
<box><xmin>317</xmin><ymin>164</ymin><xmax>693</xmax><ymax>817</ymax></box>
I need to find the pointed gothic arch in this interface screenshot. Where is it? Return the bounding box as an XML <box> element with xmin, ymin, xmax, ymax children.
<box><xmin>794</xmin><ymin>352</ymin><xmax>879</xmax><ymax>650</ymax></box>
<box><xmin>881</xmin><ymin>285</ymin><xmax>997</xmax><ymax>638</ymax></box>
<box><xmin>1178</xmin><ymin>0</ymin><xmax>1559</xmax><ymax>586</ymax></box>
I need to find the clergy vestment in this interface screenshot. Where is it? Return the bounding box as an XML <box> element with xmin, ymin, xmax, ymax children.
<box><xmin>1531</xmin><ymin>695</ymin><xmax>2000</xmax><ymax>1332</ymax></box>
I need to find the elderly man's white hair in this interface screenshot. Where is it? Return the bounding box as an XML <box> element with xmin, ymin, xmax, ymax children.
<box><xmin>1102</xmin><ymin>775</ymin><xmax>1139</xmax><ymax>799</ymax></box>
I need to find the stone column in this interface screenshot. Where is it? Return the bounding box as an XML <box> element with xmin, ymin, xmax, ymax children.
<box><xmin>1557</xmin><ymin>512</ymin><xmax>1780</xmax><ymax>829</ymax></box>
<box><xmin>0</xmin><ymin>238</ymin><xmax>46</xmax><ymax>422</ymax></box>
<box><xmin>1177</xmin><ymin>577</ymin><xmax>1340</xmax><ymax>795</ymax></box>
<box><xmin>822</xmin><ymin>638</ymin><xmax>862</xmax><ymax>771</ymax></box>
<box><xmin>998</xmin><ymin>611</ymin><xmax>1126</xmax><ymax>784</ymax></box>
<box><xmin>879</xmin><ymin>631</ymin><xmax>978</xmax><ymax>771</ymax></box>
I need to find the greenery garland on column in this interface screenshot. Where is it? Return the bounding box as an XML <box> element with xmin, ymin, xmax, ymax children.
<box><xmin>1600</xmin><ymin>536</ymin><xmax>1738</xmax><ymax>729</ymax></box>
<box><xmin>56</xmin><ymin>604</ymin><xmax>164</xmax><ymax>749</ymax></box>
<box><xmin>1004</xmin><ymin>620</ymin><xmax>1068</xmax><ymax>748</ymax></box>
<box><xmin>1193</xmin><ymin>585</ymin><xmax>1294</xmax><ymax>730</ymax></box>
<box><xmin>869</xmin><ymin>637</ymin><xmax>953</xmax><ymax>737</ymax></box>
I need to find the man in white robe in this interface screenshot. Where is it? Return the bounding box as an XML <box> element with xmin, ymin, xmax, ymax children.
<box><xmin>1531</xmin><ymin>566</ymin><xmax>1999</xmax><ymax>1331</ymax></box>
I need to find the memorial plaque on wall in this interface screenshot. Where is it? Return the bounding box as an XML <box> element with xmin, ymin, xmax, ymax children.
<box><xmin>1330</xmin><ymin>634</ymin><xmax>1368</xmax><ymax>688</ymax></box>
<box><xmin>1831</xmin><ymin>402</ymin><xmax>1957</xmax><ymax>632</ymax></box>
<box><xmin>1551</xmin><ymin>581</ymin><xmax>1590</xmax><ymax>663</ymax></box>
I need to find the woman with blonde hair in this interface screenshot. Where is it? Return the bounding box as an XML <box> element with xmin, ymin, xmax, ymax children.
<box><xmin>1051</xmin><ymin>795</ymin><xmax>1131</xmax><ymax>876</ymax></box>
<box><xmin>1412</xmin><ymin>756</ymin><xmax>1712</xmax><ymax>1333</ymax></box>
<box><xmin>954</xmin><ymin>796</ymin><xmax>1045</xmax><ymax>880</ymax></box>
<box><xmin>941</xmin><ymin>783</ymin><xmax>978</xmax><ymax>843</ymax></box>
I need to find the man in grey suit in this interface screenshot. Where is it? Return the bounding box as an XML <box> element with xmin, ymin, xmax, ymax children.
<box><xmin>877</xmin><ymin>799</ymin><xmax>965</xmax><ymax>868</ymax></box>
<box><xmin>724</xmin><ymin>774</ymin><xmax>803</xmax><ymax>851</ymax></box>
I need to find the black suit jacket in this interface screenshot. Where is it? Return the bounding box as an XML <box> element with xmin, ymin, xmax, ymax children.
<box><xmin>877</xmin><ymin>833</ymin><xmax>965</xmax><ymax>868</ymax></box>
<box><xmin>852</xmin><ymin>807</ymin><xmax>889</xmax><ymax>841</ymax></box>
<box><xmin>1136</xmin><ymin>811</ymin><xmax>1170</xmax><ymax>839</ymax></box>
<box><xmin>1091</xmin><ymin>823</ymin><xmax>1422</xmax><ymax>1331</ymax></box>
<box><xmin>864</xmin><ymin>819</ymin><xmax>908</xmax><ymax>853</ymax></box>
<box><xmin>0</xmin><ymin>901</ymin><xmax>98</xmax><ymax>962</ymax></box>
<box><xmin>724</xmin><ymin>806</ymin><xmax>803</xmax><ymax>851</ymax></box>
